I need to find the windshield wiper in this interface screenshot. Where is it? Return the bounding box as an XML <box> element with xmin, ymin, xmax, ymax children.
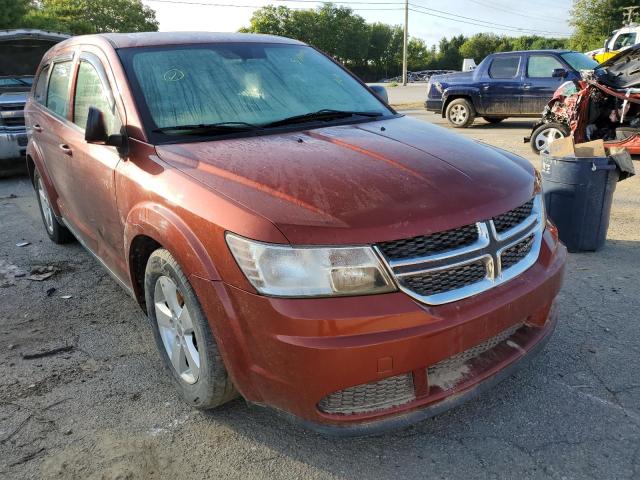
<box><xmin>263</xmin><ymin>109</ymin><xmax>383</xmax><ymax>128</ymax></box>
<box><xmin>153</xmin><ymin>121</ymin><xmax>263</xmax><ymax>135</ymax></box>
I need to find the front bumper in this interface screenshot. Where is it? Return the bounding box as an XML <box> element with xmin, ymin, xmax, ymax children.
<box><xmin>425</xmin><ymin>98</ymin><xmax>443</xmax><ymax>112</ymax></box>
<box><xmin>190</xmin><ymin>228</ymin><xmax>566</xmax><ymax>433</ymax></box>
<box><xmin>0</xmin><ymin>129</ymin><xmax>28</xmax><ymax>163</ymax></box>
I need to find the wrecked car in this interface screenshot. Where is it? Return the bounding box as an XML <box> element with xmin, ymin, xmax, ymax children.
<box><xmin>528</xmin><ymin>44</ymin><xmax>640</xmax><ymax>155</ymax></box>
<box><xmin>26</xmin><ymin>32</ymin><xmax>566</xmax><ymax>435</ymax></box>
<box><xmin>0</xmin><ymin>29</ymin><xmax>69</xmax><ymax>173</ymax></box>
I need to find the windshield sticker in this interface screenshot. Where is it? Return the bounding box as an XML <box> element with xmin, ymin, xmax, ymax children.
<box><xmin>163</xmin><ymin>69</ymin><xmax>185</xmax><ymax>82</ymax></box>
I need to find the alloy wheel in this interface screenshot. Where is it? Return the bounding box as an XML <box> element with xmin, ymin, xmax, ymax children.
<box><xmin>534</xmin><ymin>127</ymin><xmax>565</xmax><ymax>154</ymax></box>
<box><xmin>37</xmin><ymin>176</ymin><xmax>54</xmax><ymax>234</ymax></box>
<box><xmin>154</xmin><ymin>275</ymin><xmax>200</xmax><ymax>384</ymax></box>
<box><xmin>449</xmin><ymin>104</ymin><xmax>468</xmax><ymax>125</ymax></box>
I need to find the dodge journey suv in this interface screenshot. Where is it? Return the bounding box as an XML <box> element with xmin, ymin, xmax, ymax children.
<box><xmin>25</xmin><ymin>32</ymin><xmax>566</xmax><ymax>435</ymax></box>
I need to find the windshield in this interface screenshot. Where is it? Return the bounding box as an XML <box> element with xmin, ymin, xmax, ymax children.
<box><xmin>560</xmin><ymin>52</ymin><xmax>599</xmax><ymax>71</ymax></box>
<box><xmin>119</xmin><ymin>43</ymin><xmax>391</xmax><ymax>138</ymax></box>
<box><xmin>0</xmin><ymin>77</ymin><xmax>33</xmax><ymax>87</ymax></box>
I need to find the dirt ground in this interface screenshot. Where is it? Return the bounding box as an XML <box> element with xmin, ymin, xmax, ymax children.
<box><xmin>1</xmin><ymin>111</ymin><xmax>639</xmax><ymax>480</ymax></box>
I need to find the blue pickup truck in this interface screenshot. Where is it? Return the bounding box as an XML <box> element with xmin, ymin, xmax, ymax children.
<box><xmin>425</xmin><ymin>50</ymin><xmax>599</xmax><ymax>127</ymax></box>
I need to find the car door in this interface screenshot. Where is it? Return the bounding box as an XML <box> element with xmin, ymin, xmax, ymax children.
<box><xmin>480</xmin><ymin>55</ymin><xmax>524</xmax><ymax>115</ymax></box>
<box><xmin>522</xmin><ymin>54</ymin><xmax>568</xmax><ymax>115</ymax></box>
<box><xmin>32</xmin><ymin>54</ymin><xmax>76</xmax><ymax>216</ymax></box>
<box><xmin>66</xmin><ymin>50</ymin><xmax>127</xmax><ymax>281</ymax></box>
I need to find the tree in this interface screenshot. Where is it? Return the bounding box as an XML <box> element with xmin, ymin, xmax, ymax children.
<box><xmin>0</xmin><ymin>0</ymin><xmax>31</xmax><ymax>29</ymax></box>
<box><xmin>459</xmin><ymin>33</ymin><xmax>506</xmax><ymax>63</ymax></box>
<box><xmin>22</xmin><ymin>0</ymin><xmax>159</xmax><ymax>34</ymax></box>
<box><xmin>569</xmin><ymin>0</ymin><xmax>633</xmax><ymax>51</ymax></box>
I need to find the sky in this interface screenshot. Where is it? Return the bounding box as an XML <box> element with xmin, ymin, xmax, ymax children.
<box><xmin>141</xmin><ymin>0</ymin><xmax>575</xmax><ymax>47</ymax></box>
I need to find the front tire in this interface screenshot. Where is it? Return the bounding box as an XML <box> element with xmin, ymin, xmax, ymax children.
<box><xmin>145</xmin><ymin>248</ymin><xmax>237</xmax><ymax>409</ymax></box>
<box><xmin>33</xmin><ymin>169</ymin><xmax>73</xmax><ymax>244</ymax></box>
<box><xmin>530</xmin><ymin>122</ymin><xmax>570</xmax><ymax>155</ymax></box>
<box><xmin>445</xmin><ymin>98</ymin><xmax>475</xmax><ymax>128</ymax></box>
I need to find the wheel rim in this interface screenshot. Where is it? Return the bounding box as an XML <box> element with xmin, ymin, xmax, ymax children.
<box><xmin>37</xmin><ymin>176</ymin><xmax>54</xmax><ymax>234</ymax></box>
<box><xmin>449</xmin><ymin>104</ymin><xmax>468</xmax><ymax>125</ymax></box>
<box><xmin>154</xmin><ymin>275</ymin><xmax>200</xmax><ymax>384</ymax></box>
<box><xmin>534</xmin><ymin>127</ymin><xmax>565</xmax><ymax>154</ymax></box>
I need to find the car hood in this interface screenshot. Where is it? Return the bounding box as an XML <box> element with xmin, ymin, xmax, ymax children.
<box><xmin>0</xmin><ymin>30</ymin><xmax>69</xmax><ymax>78</ymax></box>
<box><xmin>155</xmin><ymin>116</ymin><xmax>535</xmax><ymax>245</ymax></box>
<box><xmin>597</xmin><ymin>44</ymin><xmax>640</xmax><ymax>89</ymax></box>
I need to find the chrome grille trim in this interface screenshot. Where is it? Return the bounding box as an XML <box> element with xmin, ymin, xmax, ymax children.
<box><xmin>375</xmin><ymin>195</ymin><xmax>544</xmax><ymax>305</ymax></box>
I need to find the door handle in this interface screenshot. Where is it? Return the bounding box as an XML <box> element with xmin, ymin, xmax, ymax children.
<box><xmin>32</xmin><ymin>124</ymin><xmax>42</xmax><ymax>132</ymax></box>
<box><xmin>482</xmin><ymin>84</ymin><xmax>490</xmax><ymax>91</ymax></box>
<box><xmin>58</xmin><ymin>144</ymin><xmax>73</xmax><ymax>156</ymax></box>
<box><xmin>523</xmin><ymin>84</ymin><xmax>532</xmax><ymax>90</ymax></box>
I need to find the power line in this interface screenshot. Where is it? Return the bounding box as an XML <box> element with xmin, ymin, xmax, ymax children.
<box><xmin>408</xmin><ymin>4</ymin><xmax>571</xmax><ymax>36</ymax></box>
<box><xmin>145</xmin><ymin>0</ymin><xmax>405</xmax><ymax>10</ymax></box>
<box><xmin>460</xmin><ymin>0</ymin><xmax>568</xmax><ymax>24</ymax></box>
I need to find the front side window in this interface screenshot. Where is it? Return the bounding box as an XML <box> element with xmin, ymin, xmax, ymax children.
<box><xmin>118</xmin><ymin>43</ymin><xmax>391</xmax><ymax>140</ymax></box>
<box><xmin>527</xmin><ymin>55</ymin><xmax>564</xmax><ymax>78</ymax></box>
<box><xmin>46</xmin><ymin>61</ymin><xmax>72</xmax><ymax>117</ymax></box>
<box><xmin>489</xmin><ymin>56</ymin><xmax>521</xmax><ymax>79</ymax></box>
<box><xmin>34</xmin><ymin>65</ymin><xmax>50</xmax><ymax>104</ymax></box>
<box><xmin>73</xmin><ymin>60</ymin><xmax>119</xmax><ymax>134</ymax></box>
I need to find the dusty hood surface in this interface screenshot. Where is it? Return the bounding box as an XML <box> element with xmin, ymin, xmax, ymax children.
<box><xmin>597</xmin><ymin>44</ymin><xmax>640</xmax><ymax>89</ymax></box>
<box><xmin>156</xmin><ymin>116</ymin><xmax>535</xmax><ymax>245</ymax></box>
<box><xmin>0</xmin><ymin>30</ymin><xmax>69</xmax><ymax>80</ymax></box>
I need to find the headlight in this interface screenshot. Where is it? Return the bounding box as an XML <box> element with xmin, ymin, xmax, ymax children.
<box><xmin>226</xmin><ymin>233</ymin><xmax>396</xmax><ymax>297</ymax></box>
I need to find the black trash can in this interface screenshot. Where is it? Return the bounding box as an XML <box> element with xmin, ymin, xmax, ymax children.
<box><xmin>540</xmin><ymin>153</ymin><xmax>619</xmax><ymax>252</ymax></box>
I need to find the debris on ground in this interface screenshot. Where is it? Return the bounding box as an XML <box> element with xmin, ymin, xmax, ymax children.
<box><xmin>46</xmin><ymin>287</ymin><xmax>56</xmax><ymax>297</ymax></box>
<box><xmin>0</xmin><ymin>260</ymin><xmax>27</xmax><ymax>287</ymax></box>
<box><xmin>16</xmin><ymin>241</ymin><xmax>31</xmax><ymax>247</ymax></box>
<box><xmin>60</xmin><ymin>295</ymin><xmax>72</xmax><ymax>299</ymax></box>
<box><xmin>28</xmin><ymin>266</ymin><xmax>57</xmax><ymax>281</ymax></box>
<box><xmin>21</xmin><ymin>345</ymin><xmax>74</xmax><ymax>360</ymax></box>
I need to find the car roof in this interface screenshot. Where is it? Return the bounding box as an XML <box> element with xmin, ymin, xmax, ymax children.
<box><xmin>54</xmin><ymin>31</ymin><xmax>305</xmax><ymax>50</ymax></box>
<box><xmin>491</xmin><ymin>49</ymin><xmax>573</xmax><ymax>55</ymax></box>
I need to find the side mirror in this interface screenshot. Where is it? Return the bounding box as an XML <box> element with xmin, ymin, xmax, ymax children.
<box><xmin>369</xmin><ymin>85</ymin><xmax>388</xmax><ymax>104</ymax></box>
<box><xmin>85</xmin><ymin>106</ymin><xmax>125</xmax><ymax>149</ymax></box>
<box><xmin>552</xmin><ymin>68</ymin><xmax>568</xmax><ymax>78</ymax></box>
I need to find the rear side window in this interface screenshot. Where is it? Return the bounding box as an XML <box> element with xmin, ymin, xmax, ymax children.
<box><xmin>34</xmin><ymin>65</ymin><xmax>50</xmax><ymax>104</ymax></box>
<box><xmin>527</xmin><ymin>55</ymin><xmax>563</xmax><ymax>78</ymax></box>
<box><xmin>489</xmin><ymin>56</ymin><xmax>520</xmax><ymax>79</ymax></box>
<box><xmin>46</xmin><ymin>61</ymin><xmax>72</xmax><ymax>118</ymax></box>
<box><xmin>73</xmin><ymin>61</ymin><xmax>119</xmax><ymax>134</ymax></box>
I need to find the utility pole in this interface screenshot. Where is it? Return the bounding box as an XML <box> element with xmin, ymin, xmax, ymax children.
<box><xmin>621</xmin><ymin>6</ymin><xmax>639</xmax><ymax>26</ymax></box>
<box><xmin>402</xmin><ymin>0</ymin><xmax>408</xmax><ymax>85</ymax></box>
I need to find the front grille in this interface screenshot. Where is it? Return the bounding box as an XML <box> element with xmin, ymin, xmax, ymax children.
<box><xmin>400</xmin><ymin>261</ymin><xmax>486</xmax><ymax>297</ymax></box>
<box><xmin>501</xmin><ymin>234</ymin><xmax>535</xmax><ymax>270</ymax></box>
<box><xmin>493</xmin><ymin>200</ymin><xmax>534</xmax><ymax>234</ymax></box>
<box><xmin>2</xmin><ymin>116</ymin><xmax>25</xmax><ymax>127</ymax></box>
<box><xmin>377</xmin><ymin>224</ymin><xmax>478</xmax><ymax>261</ymax></box>
<box><xmin>318</xmin><ymin>373</ymin><xmax>415</xmax><ymax>415</ymax></box>
<box><xmin>428</xmin><ymin>323</ymin><xmax>522</xmax><ymax>390</ymax></box>
<box><xmin>377</xmin><ymin>197</ymin><xmax>541</xmax><ymax>305</ymax></box>
<box><xmin>17</xmin><ymin>135</ymin><xmax>28</xmax><ymax>147</ymax></box>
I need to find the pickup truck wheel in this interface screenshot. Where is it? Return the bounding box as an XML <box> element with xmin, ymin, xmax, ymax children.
<box><xmin>531</xmin><ymin>122</ymin><xmax>570</xmax><ymax>155</ymax></box>
<box><xmin>446</xmin><ymin>98</ymin><xmax>475</xmax><ymax>128</ymax></box>
<box><xmin>34</xmin><ymin>169</ymin><xmax>73</xmax><ymax>244</ymax></box>
<box><xmin>483</xmin><ymin>116</ymin><xmax>506</xmax><ymax>124</ymax></box>
<box><xmin>145</xmin><ymin>248</ymin><xmax>238</xmax><ymax>409</ymax></box>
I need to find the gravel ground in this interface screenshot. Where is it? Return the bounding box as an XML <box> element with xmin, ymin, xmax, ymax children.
<box><xmin>1</xmin><ymin>112</ymin><xmax>639</xmax><ymax>480</ymax></box>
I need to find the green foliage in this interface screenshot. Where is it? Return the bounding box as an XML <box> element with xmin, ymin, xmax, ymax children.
<box><xmin>569</xmin><ymin>0</ymin><xmax>632</xmax><ymax>51</ymax></box>
<box><xmin>0</xmin><ymin>0</ymin><xmax>31</xmax><ymax>29</ymax></box>
<box><xmin>3</xmin><ymin>0</ymin><xmax>158</xmax><ymax>34</ymax></box>
<box><xmin>243</xmin><ymin>4</ymin><xmax>570</xmax><ymax>80</ymax></box>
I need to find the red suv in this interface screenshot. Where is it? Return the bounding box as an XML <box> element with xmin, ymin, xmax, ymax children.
<box><xmin>25</xmin><ymin>33</ymin><xmax>566</xmax><ymax>435</ymax></box>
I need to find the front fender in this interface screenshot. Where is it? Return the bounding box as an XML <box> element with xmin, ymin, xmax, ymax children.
<box><xmin>124</xmin><ymin>201</ymin><xmax>221</xmax><ymax>282</ymax></box>
<box><xmin>26</xmin><ymin>138</ymin><xmax>63</xmax><ymax>218</ymax></box>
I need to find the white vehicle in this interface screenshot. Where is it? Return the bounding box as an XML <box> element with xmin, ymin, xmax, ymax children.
<box><xmin>586</xmin><ymin>24</ymin><xmax>640</xmax><ymax>63</ymax></box>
